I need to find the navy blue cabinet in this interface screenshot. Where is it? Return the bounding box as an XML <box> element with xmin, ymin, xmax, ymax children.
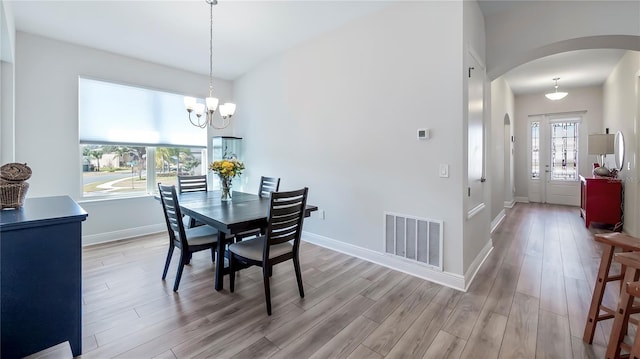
<box><xmin>1</xmin><ymin>196</ymin><xmax>88</xmax><ymax>358</ymax></box>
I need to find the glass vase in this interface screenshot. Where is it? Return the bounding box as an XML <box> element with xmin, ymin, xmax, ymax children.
<box><xmin>220</xmin><ymin>176</ymin><xmax>232</xmax><ymax>201</ymax></box>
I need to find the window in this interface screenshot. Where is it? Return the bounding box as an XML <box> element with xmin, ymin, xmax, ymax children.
<box><xmin>79</xmin><ymin>78</ymin><xmax>207</xmax><ymax>198</ymax></box>
<box><xmin>531</xmin><ymin>121</ymin><xmax>540</xmax><ymax>179</ymax></box>
<box><xmin>550</xmin><ymin>121</ymin><xmax>579</xmax><ymax>181</ymax></box>
<box><xmin>81</xmin><ymin>145</ymin><xmax>206</xmax><ymax>198</ymax></box>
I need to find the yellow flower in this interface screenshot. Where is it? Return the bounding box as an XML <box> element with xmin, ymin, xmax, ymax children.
<box><xmin>209</xmin><ymin>158</ymin><xmax>244</xmax><ymax>179</ymax></box>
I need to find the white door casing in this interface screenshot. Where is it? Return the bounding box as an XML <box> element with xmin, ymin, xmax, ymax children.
<box><xmin>528</xmin><ymin>113</ymin><xmax>583</xmax><ymax>205</ymax></box>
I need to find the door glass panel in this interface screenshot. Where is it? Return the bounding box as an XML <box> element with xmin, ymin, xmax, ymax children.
<box><xmin>550</xmin><ymin>122</ymin><xmax>578</xmax><ymax>181</ymax></box>
<box><xmin>531</xmin><ymin>122</ymin><xmax>540</xmax><ymax>179</ymax></box>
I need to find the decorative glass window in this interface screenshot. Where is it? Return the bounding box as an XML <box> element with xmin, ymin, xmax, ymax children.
<box><xmin>550</xmin><ymin>121</ymin><xmax>579</xmax><ymax>181</ymax></box>
<box><xmin>531</xmin><ymin>122</ymin><xmax>540</xmax><ymax>179</ymax></box>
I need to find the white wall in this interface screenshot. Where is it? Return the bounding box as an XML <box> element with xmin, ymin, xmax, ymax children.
<box><xmin>490</xmin><ymin>77</ymin><xmax>515</xmax><ymax>221</ymax></box>
<box><xmin>234</xmin><ymin>2</ymin><xmax>468</xmax><ymax>279</ymax></box>
<box><xmin>1</xmin><ymin>0</ymin><xmax>16</xmax><ymax>163</ymax></box>
<box><xmin>603</xmin><ymin>50</ymin><xmax>640</xmax><ymax>237</ymax></box>
<box><xmin>13</xmin><ymin>32</ymin><xmax>232</xmax><ymax>243</ymax></box>
<box><xmin>484</xmin><ymin>1</ymin><xmax>640</xmax><ymax>79</ymax></box>
<box><xmin>513</xmin><ymin>86</ymin><xmax>603</xmax><ymax>200</ymax></box>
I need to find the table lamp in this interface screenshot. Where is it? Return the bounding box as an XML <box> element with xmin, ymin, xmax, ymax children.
<box><xmin>588</xmin><ymin>134</ymin><xmax>615</xmax><ymax>176</ymax></box>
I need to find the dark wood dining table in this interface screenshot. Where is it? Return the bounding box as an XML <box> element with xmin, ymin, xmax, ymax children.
<box><xmin>160</xmin><ymin>190</ymin><xmax>317</xmax><ymax>291</ymax></box>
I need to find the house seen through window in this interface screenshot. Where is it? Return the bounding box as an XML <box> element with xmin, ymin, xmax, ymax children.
<box><xmin>81</xmin><ymin>145</ymin><xmax>206</xmax><ymax>197</ymax></box>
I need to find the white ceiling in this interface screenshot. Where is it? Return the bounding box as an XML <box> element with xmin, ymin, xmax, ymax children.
<box><xmin>501</xmin><ymin>49</ymin><xmax>627</xmax><ymax>95</ymax></box>
<box><xmin>9</xmin><ymin>0</ymin><xmax>392</xmax><ymax>80</ymax></box>
<box><xmin>8</xmin><ymin>0</ymin><xmax>628</xmax><ymax>93</ymax></box>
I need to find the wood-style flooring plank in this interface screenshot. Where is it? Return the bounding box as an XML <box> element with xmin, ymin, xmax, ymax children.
<box><xmin>361</xmin><ymin>282</ymin><xmax>439</xmax><ymax>355</ymax></box>
<box><xmin>362</xmin><ymin>275</ymin><xmax>423</xmax><ymax>324</ymax></box>
<box><xmin>459</xmin><ymin>309</ymin><xmax>508</xmax><ymax>358</ymax></box>
<box><xmin>345</xmin><ymin>345</ymin><xmax>383</xmax><ymax>359</ymax></box>
<box><xmin>516</xmin><ymin>254</ymin><xmax>543</xmax><ymax>298</ymax></box>
<box><xmin>536</xmin><ymin>309</ymin><xmax>573</xmax><ymax>359</ymax></box>
<box><xmin>385</xmin><ymin>301</ymin><xmax>453</xmax><ymax>359</ymax></box>
<box><xmin>307</xmin><ymin>316</ymin><xmax>379</xmax><ymax>359</ymax></box>
<box><xmin>228</xmin><ymin>338</ymin><xmax>279</xmax><ymax>359</ymax></box>
<box><xmin>421</xmin><ymin>331</ymin><xmax>466</xmax><ymax>359</ymax></box>
<box><xmin>498</xmin><ymin>292</ymin><xmax>538</xmax><ymax>359</ymax></box>
<box><xmin>265</xmin><ymin>277</ymin><xmax>373</xmax><ymax>349</ymax></box>
<box><xmin>268</xmin><ymin>295</ymin><xmax>375</xmax><ymax>359</ymax></box>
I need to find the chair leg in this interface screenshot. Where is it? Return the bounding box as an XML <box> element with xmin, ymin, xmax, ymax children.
<box><xmin>263</xmin><ymin>267</ymin><xmax>272</xmax><ymax>315</ymax></box>
<box><xmin>174</xmin><ymin>253</ymin><xmax>187</xmax><ymax>292</ymax></box>
<box><xmin>293</xmin><ymin>255</ymin><xmax>304</xmax><ymax>298</ymax></box>
<box><xmin>185</xmin><ymin>252</ymin><xmax>192</xmax><ymax>265</ymax></box>
<box><xmin>162</xmin><ymin>245</ymin><xmax>174</xmax><ymax>280</ymax></box>
<box><xmin>229</xmin><ymin>254</ymin><xmax>236</xmax><ymax>293</ymax></box>
<box><xmin>211</xmin><ymin>247</ymin><xmax>216</xmax><ymax>263</ymax></box>
<box><xmin>268</xmin><ymin>265</ymin><xmax>273</xmax><ymax>277</ymax></box>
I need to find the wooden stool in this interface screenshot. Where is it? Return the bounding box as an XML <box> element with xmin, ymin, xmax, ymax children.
<box><xmin>584</xmin><ymin>232</ymin><xmax>640</xmax><ymax>344</ymax></box>
<box><xmin>606</xmin><ymin>252</ymin><xmax>640</xmax><ymax>359</ymax></box>
<box><xmin>627</xmin><ymin>282</ymin><xmax>640</xmax><ymax>359</ymax></box>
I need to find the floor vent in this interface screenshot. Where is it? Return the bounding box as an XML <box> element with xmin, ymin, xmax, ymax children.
<box><xmin>384</xmin><ymin>213</ymin><xmax>443</xmax><ymax>271</ymax></box>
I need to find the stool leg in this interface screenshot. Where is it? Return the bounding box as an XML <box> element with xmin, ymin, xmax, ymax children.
<box><xmin>628</xmin><ymin>283</ymin><xmax>640</xmax><ymax>359</ymax></box>
<box><xmin>606</xmin><ymin>268</ymin><xmax>640</xmax><ymax>359</ymax></box>
<box><xmin>585</xmin><ymin>245</ymin><xmax>615</xmax><ymax>343</ymax></box>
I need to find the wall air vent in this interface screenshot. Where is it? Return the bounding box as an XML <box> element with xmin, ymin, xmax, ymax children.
<box><xmin>384</xmin><ymin>213</ymin><xmax>443</xmax><ymax>271</ymax></box>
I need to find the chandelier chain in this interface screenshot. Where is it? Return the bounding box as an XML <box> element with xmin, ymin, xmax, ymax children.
<box><xmin>209</xmin><ymin>0</ymin><xmax>214</xmax><ymax>97</ymax></box>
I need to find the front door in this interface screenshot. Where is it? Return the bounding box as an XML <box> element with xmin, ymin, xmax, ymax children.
<box><xmin>528</xmin><ymin>114</ymin><xmax>582</xmax><ymax>205</ymax></box>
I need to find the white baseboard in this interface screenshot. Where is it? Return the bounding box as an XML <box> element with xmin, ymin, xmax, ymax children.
<box><xmin>504</xmin><ymin>200</ymin><xmax>515</xmax><ymax>208</ymax></box>
<box><xmin>82</xmin><ymin>224</ymin><xmax>165</xmax><ymax>246</ymax></box>
<box><xmin>515</xmin><ymin>196</ymin><xmax>529</xmax><ymax>203</ymax></box>
<box><xmin>463</xmin><ymin>238</ymin><xmax>494</xmax><ymax>291</ymax></box>
<box><xmin>491</xmin><ymin>209</ymin><xmax>506</xmax><ymax>233</ymax></box>
<box><xmin>302</xmin><ymin>231</ymin><xmax>466</xmax><ymax>291</ymax></box>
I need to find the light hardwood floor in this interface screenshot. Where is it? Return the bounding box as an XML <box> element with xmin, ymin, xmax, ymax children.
<box><xmin>80</xmin><ymin>203</ymin><xmax>618</xmax><ymax>358</ymax></box>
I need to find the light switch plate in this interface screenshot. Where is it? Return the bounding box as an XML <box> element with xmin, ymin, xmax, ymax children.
<box><xmin>439</xmin><ymin>164</ymin><xmax>449</xmax><ymax>178</ymax></box>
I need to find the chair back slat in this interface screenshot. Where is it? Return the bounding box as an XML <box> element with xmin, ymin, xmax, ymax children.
<box><xmin>258</xmin><ymin>176</ymin><xmax>281</xmax><ymax>198</ymax></box>
<box><xmin>158</xmin><ymin>183</ymin><xmax>188</xmax><ymax>250</ymax></box>
<box><xmin>265</xmin><ymin>188</ymin><xmax>308</xmax><ymax>248</ymax></box>
<box><xmin>177</xmin><ymin>175</ymin><xmax>208</xmax><ymax>193</ymax></box>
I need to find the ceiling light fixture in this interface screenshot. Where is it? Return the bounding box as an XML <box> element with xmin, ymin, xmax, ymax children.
<box><xmin>184</xmin><ymin>0</ymin><xmax>236</xmax><ymax>129</ymax></box>
<box><xmin>545</xmin><ymin>77</ymin><xmax>568</xmax><ymax>101</ymax></box>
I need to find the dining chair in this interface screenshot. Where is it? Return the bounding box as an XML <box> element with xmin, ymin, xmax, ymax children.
<box><xmin>177</xmin><ymin>175</ymin><xmax>208</xmax><ymax>228</ymax></box>
<box><xmin>258</xmin><ymin>176</ymin><xmax>280</xmax><ymax>198</ymax></box>
<box><xmin>228</xmin><ymin>187</ymin><xmax>308</xmax><ymax>315</ymax></box>
<box><xmin>233</xmin><ymin>176</ymin><xmax>282</xmax><ymax>242</ymax></box>
<box><xmin>158</xmin><ymin>183</ymin><xmax>218</xmax><ymax>292</ymax></box>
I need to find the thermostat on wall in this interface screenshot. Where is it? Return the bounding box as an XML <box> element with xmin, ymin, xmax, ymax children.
<box><xmin>417</xmin><ymin>128</ymin><xmax>430</xmax><ymax>140</ymax></box>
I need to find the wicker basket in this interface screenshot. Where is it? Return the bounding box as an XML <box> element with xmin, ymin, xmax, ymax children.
<box><xmin>0</xmin><ymin>181</ymin><xmax>29</xmax><ymax>209</ymax></box>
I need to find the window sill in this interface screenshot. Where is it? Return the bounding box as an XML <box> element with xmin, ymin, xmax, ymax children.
<box><xmin>78</xmin><ymin>193</ymin><xmax>154</xmax><ymax>204</ymax></box>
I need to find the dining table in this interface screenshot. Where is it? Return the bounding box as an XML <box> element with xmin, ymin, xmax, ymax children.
<box><xmin>158</xmin><ymin>190</ymin><xmax>317</xmax><ymax>291</ymax></box>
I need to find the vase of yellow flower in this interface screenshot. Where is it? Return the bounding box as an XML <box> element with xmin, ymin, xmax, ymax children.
<box><xmin>209</xmin><ymin>158</ymin><xmax>245</xmax><ymax>201</ymax></box>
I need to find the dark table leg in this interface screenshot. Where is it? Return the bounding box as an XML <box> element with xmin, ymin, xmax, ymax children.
<box><xmin>215</xmin><ymin>232</ymin><xmax>226</xmax><ymax>291</ymax></box>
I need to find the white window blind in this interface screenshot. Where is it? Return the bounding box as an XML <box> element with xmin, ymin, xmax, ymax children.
<box><xmin>78</xmin><ymin>77</ymin><xmax>206</xmax><ymax>148</ymax></box>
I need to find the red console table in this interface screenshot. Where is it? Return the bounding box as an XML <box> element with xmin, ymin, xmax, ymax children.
<box><xmin>580</xmin><ymin>175</ymin><xmax>622</xmax><ymax>228</ymax></box>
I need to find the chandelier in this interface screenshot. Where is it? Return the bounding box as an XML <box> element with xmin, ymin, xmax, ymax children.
<box><xmin>184</xmin><ymin>0</ymin><xmax>236</xmax><ymax>129</ymax></box>
<box><xmin>545</xmin><ymin>77</ymin><xmax>568</xmax><ymax>101</ymax></box>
